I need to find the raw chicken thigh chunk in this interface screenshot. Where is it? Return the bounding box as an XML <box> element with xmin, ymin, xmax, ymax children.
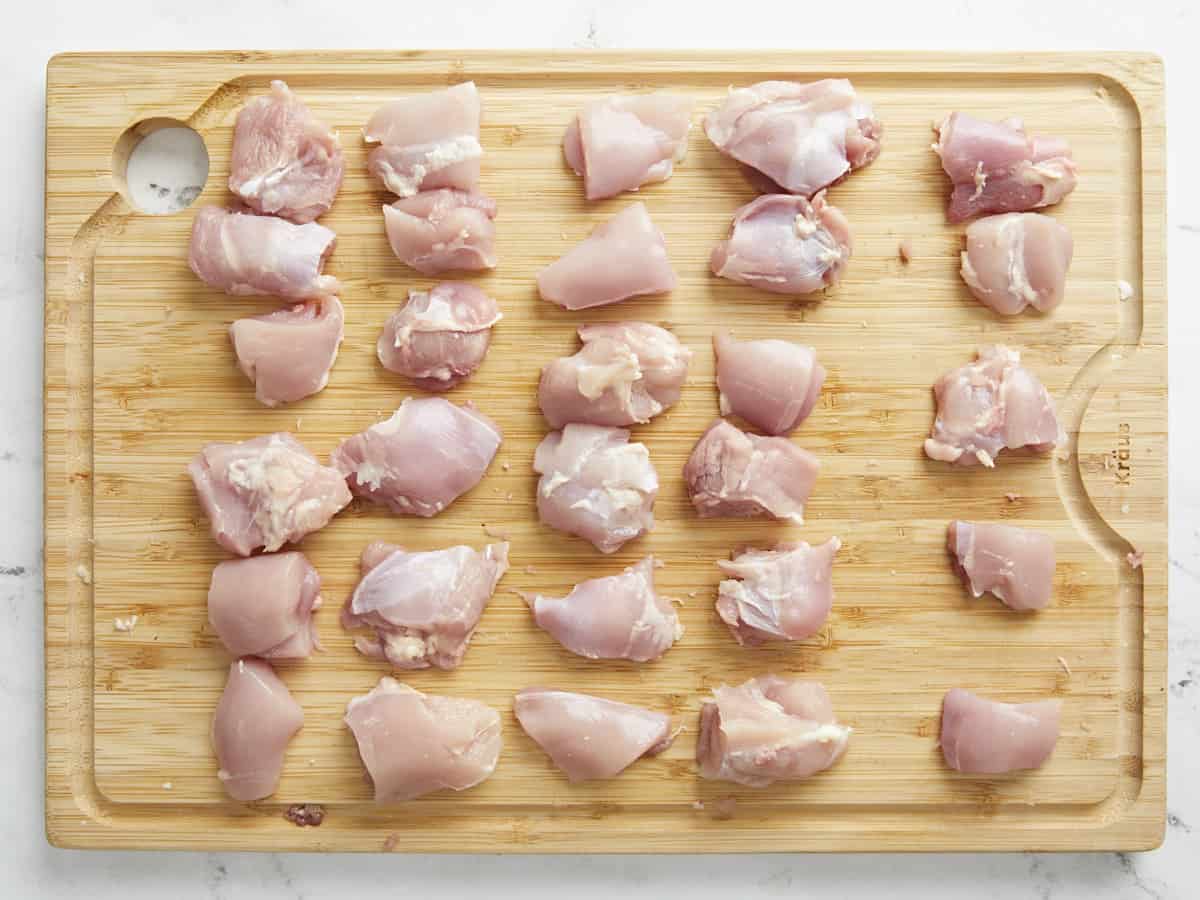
<box><xmin>188</xmin><ymin>206</ymin><xmax>340</xmax><ymax>299</ymax></box>
<box><xmin>514</xmin><ymin>688</ymin><xmax>675</xmax><ymax>782</ymax></box>
<box><xmin>697</xmin><ymin>675</ymin><xmax>850</xmax><ymax>786</ymax></box>
<box><xmin>924</xmin><ymin>345</ymin><xmax>1064</xmax><ymax>467</ymax></box>
<box><xmin>714</xmin><ymin>331</ymin><xmax>825</xmax><ymax>435</ymax></box>
<box><xmin>377</xmin><ymin>282</ymin><xmax>502</xmax><ymax>391</ymax></box>
<box><xmin>208</xmin><ymin>552</ymin><xmax>322</xmax><ymax>659</ymax></box>
<box><xmin>382</xmin><ymin>189</ymin><xmax>497</xmax><ymax>275</ymax></box>
<box><xmin>538</xmin><ymin>203</ymin><xmax>677</xmax><ymax>310</ymax></box>
<box><xmin>940</xmin><ymin>688</ymin><xmax>1061</xmax><ymax>774</ymax></box>
<box><xmin>228</xmin><ymin>80</ymin><xmax>344</xmax><ymax>224</ymax></box>
<box><xmin>717</xmin><ymin>538</ymin><xmax>841</xmax><ymax>646</ymax></box>
<box><xmin>331</xmin><ymin>397</ymin><xmax>501</xmax><ymax>517</ymax></box>
<box><xmin>526</xmin><ymin>556</ymin><xmax>682</xmax><ymax>662</ymax></box>
<box><xmin>684</xmin><ymin>419</ymin><xmax>819</xmax><ymax>523</ymax></box>
<box><xmin>342</xmin><ymin>540</ymin><xmax>509</xmax><ymax>670</ymax></box>
<box><xmin>563</xmin><ymin>92</ymin><xmax>693</xmax><ymax>200</ymax></box>
<box><xmin>211</xmin><ymin>658</ymin><xmax>303</xmax><ymax>801</ymax></box>
<box><xmin>538</xmin><ymin>322</ymin><xmax>691</xmax><ymax>428</ymax></box>
<box><xmin>534</xmin><ymin>424</ymin><xmax>658</xmax><ymax>554</ymax></box>
<box><xmin>960</xmin><ymin>213</ymin><xmax>1073</xmax><ymax>315</ymax></box>
<box><xmin>230</xmin><ymin>295</ymin><xmax>344</xmax><ymax>407</ymax></box>
<box><xmin>934</xmin><ymin>112</ymin><xmax>1078</xmax><ymax>223</ymax></box>
<box><xmin>189</xmin><ymin>432</ymin><xmax>352</xmax><ymax>556</ymax></box>
<box><xmin>710</xmin><ymin>192</ymin><xmax>851</xmax><ymax>295</ymax></box>
<box><xmin>948</xmin><ymin>520</ymin><xmax>1055</xmax><ymax>611</ymax></box>
<box><xmin>345</xmin><ymin>678</ymin><xmax>501</xmax><ymax>802</ymax></box>
<box><xmin>364</xmin><ymin>82</ymin><xmax>482</xmax><ymax>197</ymax></box>
<box><xmin>704</xmin><ymin>79</ymin><xmax>881</xmax><ymax>196</ymax></box>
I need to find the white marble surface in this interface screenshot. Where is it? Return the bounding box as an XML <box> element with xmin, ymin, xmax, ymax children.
<box><xmin>5</xmin><ymin>1</ymin><xmax>1197</xmax><ymax>896</ymax></box>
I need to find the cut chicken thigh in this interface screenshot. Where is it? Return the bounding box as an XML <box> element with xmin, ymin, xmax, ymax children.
<box><xmin>228</xmin><ymin>80</ymin><xmax>344</xmax><ymax>224</ymax></box>
<box><xmin>230</xmin><ymin>295</ymin><xmax>344</xmax><ymax>407</ymax></box>
<box><xmin>940</xmin><ymin>688</ymin><xmax>1061</xmax><ymax>774</ymax></box>
<box><xmin>713</xmin><ymin>331</ymin><xmax>824</xmax><ymax>435</ymax></box>
<box><xmin>538</xmin><ymin>322</ymin><xmax>691</xmax><ymax>428</ymax></box>
<box><xmin>211</xmin><ymin>658</ymin><xmax>303</xmax><ymax>801</ymax></box>
<box><xmin>189</xmin><ymin>432</ymin><xmax>351</xmax><ymax>556</ymax></box>
<box><xmin>331</xmin><ymin>397</ymin><xmax>501</xmax><ymax>516</ymax></box>
<box><xmin>342</xmin><ymin>540</ymin><xmax>509</xmax><ymax>671</ymax></box>
<box><xmin>208</xmin><ymin>552</ymin><xmax>321</xmax><ymax>659</ymax></box>
<box><xmin>526</xmin><ymin>556</ymin><xmax>681</xmax><ymax>662</ymax></box>
<box><xmin>948</xmin><ymin>520</ymin><xmax>1055</xmax><ymax>611</ymax></box>
<box><xmin>382</xmin><ymin>189</ymin><xmax>497</xmax><ymax>275</ymax></box>
<box><xmin>960</xmin><ymin>213</ymin><xmax>1073</xmax><ymax>315</ymax></box>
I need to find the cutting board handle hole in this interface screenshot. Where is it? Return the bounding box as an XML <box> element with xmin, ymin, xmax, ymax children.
<box><xmin>112</xmin><ymin>118</ymin><xmax>209</xmax><ymax>215</ymax></box>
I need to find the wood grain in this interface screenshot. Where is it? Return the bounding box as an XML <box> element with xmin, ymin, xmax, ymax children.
<box><xmin>45</xmin><ymin>50</ymin><xmax>1166</xmax><ymax>852</ymax></box>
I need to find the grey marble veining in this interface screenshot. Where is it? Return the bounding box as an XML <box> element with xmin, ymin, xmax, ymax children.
<box><xmin>7</xmin><ymin>1</ymin><xmax>1200</xmax><ymax>896</ymax></box>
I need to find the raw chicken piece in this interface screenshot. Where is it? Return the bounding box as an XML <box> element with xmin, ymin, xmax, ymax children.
<box><xmin>382</xmin><ymin>189</ymin><xmax>497</xmax><ymax>275</ymax></box>
<box><xmin>947</xmin><ymin>520</ymin><xmax>1055</xmax><ymax>611</ymax></box>
<box><xmin>713</xmin><ymin>331</ymin><xmax>825</xmax><ymax>435</ymax></box>
<box><xmin>514</xmin><ymin>688</ymin><xmax>675</xmax><ymax>782</ymax></box>
<box><xmin>563</xmin><ymin>92</ymin><xmax>693</xmax><ymax>200</ymax></box>
<box><xmin>525</xmin><ymin>557</ymin><xmax>682</xmax><ymax>662</ymax></box>
<box><xmin>211</xmin><ymin>658</ymin><xmax>303</xmax><ymax>801</ymax></box>
<box><xmin>684</xmin><ymin>419</ymin><xmax>819</xmax><ymax>523</ymax></box>
<box><xmin>534</xmin><ymin>424</ymin><xmax>658</xmax><ymax>553</ymax></box>
<box><xmin>924</xmin><ymin>345</ymin><xmax>1064</xmax><ymax>467</ymax></box>
<box><xmin>189</xmin><ymin>433</ymin><xmax>352</xmax><ymax>556</ymax></box>
<box><xmin>364</xmin><ymin>82</ymin><xmax>482</xmax><ymax>197</ymax></box>
<box><xmin>377</xmin><ymin>282</ymin><xmax>502</xmax><ymax>391</ymax></box>
<box><xmin>697</xmin><ymin>675</ymin><xmax>850</xmax><ymax>786</ymax></box>
<box><xmin>940</xmin><ymin>688</ymin><xmax>1061</xmax><ymax>774</ymax></box>
<box><xmin>960</xmin><ymin>213</ymin><xmax>1073</xmax><ymax>315</ymax></box>
<box><xmin>704</xmin><ymin>79</ymin><xmax>881</xmax><ymax>196</ymax></box>
<box><xmin>538</xmin><ymin>322</ymin><xmax>691</xmax><ymax>428</ymax></box>
<box><xmin>345</xmin><ymin>677</ymin><xmax>501</xmax><ymax>802</ymax></box>
<box><xmin>710</xmin><ymin>192</ymin><xmax>852</xmax><ymax>295</ymax></box>
<box><xmin>188</xmin><ymin>206</ymin><xmax>340</xmax><ymax>300</ymax></box>
<box><xmin>331</xmin><ymin>397</ymin><xmax>501</xmax><ymax>516</ymax></box>
<box><xmin>716</xmin><ymin>538</ymin><xmax>841</xmax><ymax>646</ymax></box>
<box><xmin>228</xmin><ymin>80</ymin><xmax>344</xmax><ymax>224</ymax></box>
<box><xmin>230</xmin><ymin>295</ymin><xmax>344</xmax><ymax>407</ymax></box>
<box><xmin>208</xmin><ymin>552</ymin><xmax>321</xmax><ymax>659</ymax></box>
<box><xmin>934</xmin><ymin>112</ymin><xmax>1078</xmax><ymax>223</ymax></box>
<box><xmin>342</xmin><ymin>540</ymin><xmax>508</xmax><ymax>670</ymax></box>
<box><xmin>537</xmin><ymin>203</ymin><xmax>677</xmax><ymax>310</ymax></box>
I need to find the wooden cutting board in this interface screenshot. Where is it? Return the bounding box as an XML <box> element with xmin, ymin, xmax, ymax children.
<box><xmin>44</xmin><ymin>50</ymin><xmax>1167</xmax><ymax>852</ymax></box>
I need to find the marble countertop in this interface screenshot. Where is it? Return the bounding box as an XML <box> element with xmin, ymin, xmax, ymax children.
<box><xmin>7</xmin><ymin>1</ymin><xmax>1197</xmax><ymax>896</ymax></box>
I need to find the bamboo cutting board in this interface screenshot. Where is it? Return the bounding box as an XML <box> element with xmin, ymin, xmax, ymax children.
<box><xmin>44</xmin><ymin>51</ymin><xmax>1166</xmax><ymax>852</ymax></box>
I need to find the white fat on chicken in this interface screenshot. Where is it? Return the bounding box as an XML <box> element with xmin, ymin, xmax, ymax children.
<box><xmin>924</xmin><ymin>345</ymin><xmax>1064</xmax><ymax>467</ymax></box>
<box><xmin>684</xmin><ymin>419</ymin><xmax>819</xmax><ymax>523</ymax></box>
<box><xmin>948</xmin><ymin>520</ymin><xmax>1055</xmax><ymax>611</ymax></box>
<box><xmin>696</xmin><ymin>675</ymin><xmax>850</xmax><ymax>787</ymax></box>
<box><xmin>525</xmin><ymin>556</ymin><xmax>682</xmax><ymax>662</ymax></box>
<box><xmin>331</xmin><ymin>397</ymin><xmax>501</xmax><ymax>517</ymax></box>
<box><xmin>230</xmin><ymin>295</ymin><xmax>344</xmax><ymax>407</ymax></box>
<box><xmin>377</xmin><ymin>282</ymin><xmax>502</xmax><ymax>391</ymax></box>
<box><xmin>208</xmin><ymin>552</ymin><xmax>322</xmax><ymax>659</ymax></box>
<box><xmin>537</xmin><ymin>202</ymin><xmax>677</xmax><ymax>310</ymax></box>
<box><xmin>533</xmin><ymin>424</ymin><xmax>658</xmax><ymax>554</ymax></box>
<box><xmin>514</xmin><ymin>688</ymin><xmax>675</xmax><ymax>782</ymax></box>
<box><xmin>716</xmin><ymin>538</ymin><xmax>840</xmax><ymax>646</ymax></box>
<box><xmin>342</xmin><ymin>540</ymin><xmax>508</xmax><ymax>671</ymax></box>
<box><xmin>364</xmin><ymin>82</ymin><xmax>482</xmax><ymax>197</ymax></box>
<box><xmin>538</xmin><ymin>322</ymin><xmax>691</xmax><ymax>428</ymax></box>
<box><xmin>211</xmin><ymin>658</ymin><xmax>303</xmax><ymax>801</ymax></box>
<box><xmin>710</xmin><ymin>192</ymin><xmax>852</xmax><ymax>295</ymax></box>
<box><xmin>704</xmin><ymin>79</ymin><xmax>881</xmax><ymax>196</ymax></box>
<box><xmin>713</xmin><ymin>331</ymin><xmax>825</xmax><ymax>435</ymax></box>
<box><xmin>382</xmin><ymin>189</ymin><xmax>497</xmax><ymax>275</ymax></box>
<box><xmin>189</xmin><ymin>432</ymin><xmax>351</xmax><ymax>556</ymax></box>
<box><xmin>934</xmin><ymin>112</ymin><xmax>1077</xmax><ymax>223</ymax></box>
<box><xmin>345</xmin><ymin>678</ymin><xmax>501</xmax><ymax>802</ymax></box>
<box><xmin>563</xmin><ymin>92</ymin><xmax>693</xmax><ymax>200</ymax></box>
<box><xmin>940</xmin><ymin>688</ymin><xmax>1061</xmax><ymax>774</ymax></box>
<box><xmin>228</xmin><ymin>80</ymin><xmax>344</xmax><ymax>224</ymax></box>
<box><xmin>188</xmin><ymin>206</ymin><xmax>340</xmax><ymax>300</ymax></box>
